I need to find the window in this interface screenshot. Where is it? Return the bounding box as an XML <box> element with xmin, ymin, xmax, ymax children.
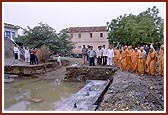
<box><xmin>100</xmin><ymin>33</ymin><xmax>103</xmax><ymax>37</ymax></box>
<box><xmin>90</xmin><ymin>33</ymin><xmax>93</xmax><ymax>38</ymax></box>
<box><xmin>78</xmin><ymin>33</ymin><xmax>81</xmax><ymax>38</ymax></box>
<box><xmin>78</xmin><ymin>46</ymin><xmax>82</xmax><ymax>48</ymax></box>
<box><xmin>70</xmin><ymin>34</ymin><xmax>73</xmax><ymax>38</ymax></box>
<box><xmin>12</xmin><ymin>32</ymin><xmax>15</xmax><ymax>39</ymax></box>
<box><xmin>5</xmin><ymin>31</ymin><xmax>11</xmax><ymax>38</ymax></box>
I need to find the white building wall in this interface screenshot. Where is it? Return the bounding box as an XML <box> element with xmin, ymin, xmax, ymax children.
<box><xmin>4</xmin><ymin>28</ymin><xmax>18</xmax><ymax>41</ymax></box>
<box><xmin>69</xmin><ymin>31</ymin><xmax>109</xmax><ymax>53</ymax></box>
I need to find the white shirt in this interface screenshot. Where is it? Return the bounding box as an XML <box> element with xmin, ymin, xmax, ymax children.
<box><xmin>96</xmin><ymin>49</ymin><xmax>102</xmax><ymax>57</ymax></box>
<box><xmin>57</xmin><ymin>56</ymin><xmax>61</xmax><ymax>62</ymax></box>
<box><xmin>102</xmin><ymin>48</ymin><xmax>108</xmax><ymax>56</ymax></box>
<box><xmin>25</xmin><ymin>49</ymin><xmax>30</xmax><ymax>58</ymax></box>
<box><xmin>14</xmin><ymin>46</ymin><xmax>19</xmax><ymax>53</ymax></box>
<box><xmin>107</xmin><ymin>49</ymin><xmax>114</xmax><ymax>58</ymax></box>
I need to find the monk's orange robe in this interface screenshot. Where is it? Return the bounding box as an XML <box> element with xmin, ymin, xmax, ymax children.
<box><xmin>126</xmin><ymin>49</ymin><xmax>133</xmax><ymax>71</ymax></box>
<box><xmin>131</xmin><ymin>50</ymin><xmax>139</xmax><ymax>73</ymax></box>
<box><xmin>114</xmin><ymin>49</ymin><xmax>120</xmax><ymax>66</ymax></box>
<box><xmin>159</xmin><ymin>49</ymin><xmax>164</xmax><ymax>76</ymax></box>
<box><xmin>120</xmin><ymin>50</ymin><xmax>127</xmax><ymax>71</ymax></box>
<box><xmin>138</xmin><ymin>51</ymin><xmax>145</xmax><ymax>74</ymax></box>
<box><xmin>147</xmin><ymin>51</ymin><xmax>158</xmax><ymax>76</ymax></box>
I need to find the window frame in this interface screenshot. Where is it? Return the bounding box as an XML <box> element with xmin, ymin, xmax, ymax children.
<box><xmin>90</xmin><ymin>33</ymin><xmax>93</xmax><ymax>38</ymax></box>
<box><xmin>5</xmin><ymin>31</ymin><xmax>11</xmax><ymax>38</ymax></box>
<box><xmin>78</xmin><ymin>46</ymin><xmax>82</xmax><ymax>49</ymax></box>
<box><xmin>78</xmin><ymin>33</ymin><xmax>81</xmax><ymax>38</ymax></box>
<box><xmin>70</xmin><ymin>33</ymin><xmax>73</xmax><ymax>38</ymax></box>
<box><xmin>12</xmin><ymin>32</ymin><xmax>15</xmax><ymax>39</ymax></box>
<box><xmin>100</xmin><ymin>33</ymin><xmax>103</xmax><ymax>37</ymax></box>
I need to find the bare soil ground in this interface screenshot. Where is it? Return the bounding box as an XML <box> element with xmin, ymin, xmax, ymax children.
<box><xmin>97</xmin><ymin>67</ymin><xmax>164</xmax><ymax>111</ymax></box>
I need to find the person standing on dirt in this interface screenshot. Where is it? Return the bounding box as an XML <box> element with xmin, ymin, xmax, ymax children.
<box><xmin>113</xmin><ymin>47</ymin><xmax>120</xmax><ymax>66</ymax></box>
<box><xmin>138</xmin><ymin>47</ymin><xmax>146</xmax><ymax>76</ymax></box>
<box><xmin>146</xmin><ymin>48</ymin><xmax>158</xmax><ymax>76</ymax></box>
<box><xmin>24</xmin><ymin>47</ymin><xmax>30</xmax><ymax>63</ymax></box>
<box><xmin>145</xmin><ymin>45</ymin><xmax>149</xmax><ymax>56</ymax></box>
<box><xmin>126</xmin><ymin>46</ymin><xmax>133</xmax><ymax>71</ymax></box>
<box><xmin>86</xmin><ymin>45</ymin><xmax>90</xmax><ymax>63</ymax></box>
<box><xmin>120</xmin><ymin>46</ymin><xmax>127</xmax><ymax>71</ymax></box>
<box><xmin>102</xmin><ymin>45</ymin><xmax>108</xmax><ymax>66</ymax></box>
<box><xmin>131</xmin><ymin>48</ymin><xmax>139</xmax><ymax>73</ymax></box>
<box><xmin>96</xmin><ymin>46</ymin><xmax>102</xmax><ymax>65</ymax></box>
<box><xmin>158</xmin><ymin>45</ymin><xmax>164</xmax><ymax>76</ymax></box>
<box><xmin>14</xmin><ymin>44</ymin><xmax>19</xmax><ymax>59</ymax></box>
<box><xmin>30</xmin><ymin>48</ymin><xmax>34</xmax><ymax>65</ymax></box>
<box><xmin>82</xmin><ymin>45</ymin><xmax>88</xmax><ymax>64</ymax></box>
<box><xmin>88</xmin><ymin>46</ymin><xmax>96</xmax><ymax>66</ymax></box>
<box><xmin>18</xmin><ymin>47</ymin><xmax>22</xmax><ymax>60</ymax></box>
<box><xmin>57</xmin><ymin>54</ymin><xmax>62</xmax><ymax>66</ymax></box>
<box><xmin>33</xmin><ymin>48</ymin><xmax>38</xmax><ymax>64</ymax></box>
<box><xmin>107</xmin><ymin>45</ymin><xmax>114</xmax><ymax>66</ymax></box>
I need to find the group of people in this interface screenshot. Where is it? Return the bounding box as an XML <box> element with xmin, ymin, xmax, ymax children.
<box><xmin>14</xmin><ymin>45</ymin><xmax>39</xmax><ymax>65</ymax></box>
<box><xmin>82</xmin><ymin>45</ymin><xmax>115</xmax><ymax>66</ymax></box>
<box><xmin>29</xmin><ymin>48</ymin><xmax>39</xmax><ymax>65</ymax></box>
<box><xmin>82</xmin><ymin>44</ymin><xmax>164</xmax><ymax>77</ymax></box>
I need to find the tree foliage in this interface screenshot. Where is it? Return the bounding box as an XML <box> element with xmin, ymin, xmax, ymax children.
<box><xmin>107</xmin><ymin>6</ymin><xmax>164</xmax><ymax>47</ymax></box>
<box><xmin>16</xmin><ymin>22</ymin><xmax>74</xmax><ymax>54</ymax></box>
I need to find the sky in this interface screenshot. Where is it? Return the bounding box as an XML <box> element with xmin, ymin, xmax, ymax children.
<box><xmin>3</xmin><ymin>2</ymin><xmax>166</xmax><ymax>34</ymax></box>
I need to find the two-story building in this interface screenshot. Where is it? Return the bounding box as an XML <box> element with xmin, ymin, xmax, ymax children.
<box><xmin>66</xmin><ymin>26</ymin><xmax>109</xmax><ymax>54</ymax></box>
<box><xmin>4</xmin><ymin>23</ymin><xmax>20</xmax><ymax>42</ymax></box>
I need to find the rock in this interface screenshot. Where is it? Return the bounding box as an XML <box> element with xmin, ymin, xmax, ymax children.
<box><xmin>9</xmin><ymin>74</ymin><xmax>18</xmax><ymax>78</ymax></box>
<box><xmin>29</xmin><ymin>98</ymin><xmax>43</xmax><ymax>103</ymax></box>
<box><xmin>150</xmin><ymin>86</ymin><xmax>154</xmax><ymax>90</ymax></box>
<box><xmin>4</xmin><ymin>78</ymin><xmax>14</xmax><ymax>83</ymax></box>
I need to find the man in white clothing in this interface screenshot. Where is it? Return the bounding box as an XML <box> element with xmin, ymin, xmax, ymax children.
<box><xmin>107</xmin><ymin>46</ymin><xmax>114</xmax><ymax>66</ymax></box>
<box><xmin>24</xmin><ymin>47</ymin><xmax>30</xmax><ymax>62</ymax></box>
<box><xmin>102</xmin><ymin>45</ymin><xmax>108</xmax><ymax>66</ymax></box>
<box><xmin>57</xmin><ymin>55</ymin><xmax>62</xmax><ymax>66</ymax></box>
<box><xmin>18</xmin><ymin>47</ymin><xmax>21</xmax><ymax>60</ymax></box>
<box><xmin>14</xmin><ymin>44</ymin><xmax>19</xmax><ymax>59</ymax></box>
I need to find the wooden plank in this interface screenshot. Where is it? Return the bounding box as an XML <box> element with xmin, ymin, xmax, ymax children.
<box><xmin>55</xmin><ymin>80</ymin><xmax>110</xmax><ymax>111</ymax></box>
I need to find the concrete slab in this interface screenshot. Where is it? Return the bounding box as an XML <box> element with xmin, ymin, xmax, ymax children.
<box><xmin>55</xmin><ymin>80</ymin><xmax>110</xmax><ymax>111</ymax></box>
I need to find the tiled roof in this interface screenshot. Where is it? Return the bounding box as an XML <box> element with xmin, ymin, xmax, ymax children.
<box><xmin>4</xmin><ymin>23</ymin><xmax>20</xmax><ymax>30</ymax></box>
<box><xmin>67</xmin><ymin>26</ymin><xmax>108</xmax><ymax>33</ymax></box>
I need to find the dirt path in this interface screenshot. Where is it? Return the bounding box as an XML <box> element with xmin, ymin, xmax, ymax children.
<box><xmin>37</xmin><ymin>57</ymin><xmax>84</xmax><ymax>80</ymax></box>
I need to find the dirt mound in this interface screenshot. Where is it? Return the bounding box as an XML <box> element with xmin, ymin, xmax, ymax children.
<box><xmin>97</xmin><ymin>71</ymin><xmax>164</xmax><ymax>111</ymax></box>
<box><xmin>4</xmin><ymin>38</ymin><xmax>16</xmax><ymax>59</ymax></box>
<box><xmin>4</xmin><ymin>38</ymin><xmax>24</xmax><ymax>60</ymax></box>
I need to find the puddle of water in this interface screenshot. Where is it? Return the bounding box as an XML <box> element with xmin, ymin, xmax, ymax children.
<box><xmin>4</xmin><ymin>78</ymin><xmax>85</xmax><ymax>111</ymax></box>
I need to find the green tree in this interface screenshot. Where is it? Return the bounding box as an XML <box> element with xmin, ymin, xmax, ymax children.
<box><xmin>16</xmin><ymin>22</ymin><xmax>74</xmax><ymax>54</ymax></box>
<box><xmin>107</xmin><ymin>6</ymin><xmax>164</xmax><ymax>47</ymax></box>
